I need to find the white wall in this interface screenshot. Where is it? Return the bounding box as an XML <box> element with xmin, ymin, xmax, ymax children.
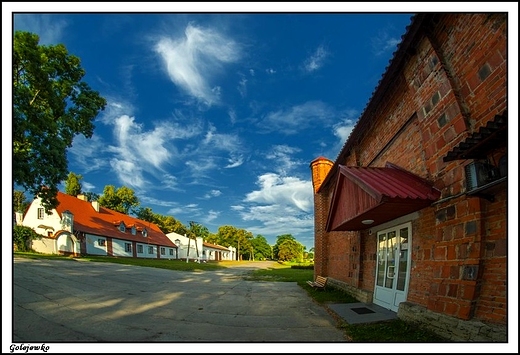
<box><xmin>112</xmin><ymin>239</ymin><xmax>134</xmax><ymax>257</ymax></box>
<box><xmin>56</xmin><ymin>234</ymin><xmax>78</xmax><ymax>254</ymax></box>
<box><xmin>136</xmin><ymin>243</ymin><xmax>157</xmax><ymax>258</ymax></box>
<box><xmin>22</xmin><ymin>197</ymin><xmax>62</xmax><ymax>237</ymax></box>
<box><xmin>31</xmin><ymin>238</ymin><xmax>56</xmax><ymax>254</ymax></box>
<box><xmin>166</xmin><ymin>232</ymin><xmax>201</xmax><ymax>260</ymax></box>
<box><xmin>85</xmin><ymin>234</ymin><xmax>108</xmax><ymax>256</ymax></box>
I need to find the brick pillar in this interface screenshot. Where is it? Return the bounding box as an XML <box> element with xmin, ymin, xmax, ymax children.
<box><xmin>310</xmin><ymin>157</ymin><xmax>334</xmax><ymax>278</ymax></box>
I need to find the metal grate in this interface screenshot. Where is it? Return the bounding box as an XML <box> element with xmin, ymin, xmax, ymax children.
<box><xmin>351</xmin><ymin>307</ymin><xmax>376</xmax><ymax>315</ymax></box>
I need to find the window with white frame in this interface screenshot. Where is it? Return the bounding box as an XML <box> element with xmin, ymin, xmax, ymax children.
<box><xmin>119</xmin><ymin>222</ymin><xmax>126</xmax><ymax>233</ymax></box>
<box><xmin>169</xmin><ymin>249</ymin><xmax>174</xmax><ymax>256</ymax></box>
<box><xmin>137</xmin><ymin>245</ymin><xmax>143</xmax><ymax>253</ymax></box>
<box><xmin>148</xmin><ymin>246</ymin><xmax>154</xmax><ymax>254</ymax></box>
<box><xmin>37</xmin><ymin>208</ymin><xmax>44</xmax><ymax>219</ymax></box>
<box><xmin>142</xmin><ymin>228</ymin><xmax>148</xmax><ymax>237</ymax></box>
<box><xmin>98</xmin><ymin>239</ymin><xmax>106</xmax><ymax>246</ymax></box>
<box><xmin>160</xmin><ymin>247</ymin><xmax>165</xmax><ymax>255</ymax></box>
<box><xmin>125</xmin><ymin>243</ymin><xmax>132</xmax><ymax>252</ymax></box>
<box><xmin>131</xmin><ymin>226</ymin><xmax>136</xmax><ymax>235</ymax></box>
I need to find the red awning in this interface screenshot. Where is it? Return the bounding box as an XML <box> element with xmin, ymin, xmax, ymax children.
<box><xmin>326</xmin><ymin>163</ymin><xmax>441</xmax><ymax>231</ymax></box>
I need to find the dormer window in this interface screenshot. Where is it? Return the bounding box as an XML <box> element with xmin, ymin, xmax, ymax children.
<box><xmin>131</xmin><ymin>226</ymin><xmax>136</xmax><ymax>235</ymax></box>
<box><xmin>119</xmin><ymin>222</ymin><xmax>126</xmax><ymax>233</ymax></box>
<box><xmin>142</xmin><ymin>228</ymin><xmax>148</xmax><ymax>237</ymax></box>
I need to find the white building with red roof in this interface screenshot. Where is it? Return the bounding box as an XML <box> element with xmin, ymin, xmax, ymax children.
<box><xmin>20</xmin><ymin>191</ymin><xmax>178</xmax><ymax>258</ymax></box>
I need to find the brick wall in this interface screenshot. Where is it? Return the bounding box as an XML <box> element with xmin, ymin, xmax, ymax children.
<box><xmin>310</xmin><ymin>13</ymin><xmax>507</xmax><ymax>330</ymax></box>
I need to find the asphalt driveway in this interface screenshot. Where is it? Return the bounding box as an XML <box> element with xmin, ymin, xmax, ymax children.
<box><xmin>12</xmin><ymin>257</ymin><xmax>347</xmax><ymax>345</ymax></box>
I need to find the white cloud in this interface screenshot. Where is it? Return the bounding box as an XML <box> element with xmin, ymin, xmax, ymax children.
<box><xmin>78</xmin><ymin>99</ymin><xmax>203</xmax><ymax>190</ymax></box>
<box><xmin>154</xmin><ymin>23</ymin><xmax>241</xmax><ymax>106</ymax></box>
<box><xmin>225</xmin><ymin>155</ymin><xmax>244</xmax><ymax>169</ymax></box>
<box><xmin>261</xmin><ymin>101</ymin><xmax>332</xmax><ymax>134</ymax></box>
<box><xmin>168</xmin><ymin>203</ymin><xmax>200</xmax><ymax>217</ymax></box>
<box><xmin>371</xmin><ymin>28</ymin><xmax>402</xmax><ymax>56</ymax></box>
<box><xmin>245</xmin><ymin>173</ymin><xmax>313</xmax><ymax>212</ymax></box>
<box><xmin>265</xmin><ymin>145</ymin><xmax>302</xmax><ymax>176</ymax></box>
<box><xmin>237</xmin><ymin>76</ymin><xmax>248</xmax><ymax>97</ymax></box>
<box><xmin>202</xmin><ymin>190</ymin><xmax>222</xmax><ymax>199</ymax></box>
<box><xmin>233</xmin><ymin>172</ymin><xmax>314</xmax><ymax>243</ymax></box>
<box><xmin>204</xmin><ymin>210</ymin><xmax>220</xmax><ymax>223</ymax></box>
<box><xmin>14</xmin><ymin>14</ymin><xmax>68</xmax><ymax>45</ymax></box>
<box><xmin>266</xmin><ymin>68</ymin><xmax>276</xmax><ymax>74</ymax></box>
<box><xmin>303</xmin><ymin>45</ymin><xmax>328</xmax><ymax>72</ymax></box>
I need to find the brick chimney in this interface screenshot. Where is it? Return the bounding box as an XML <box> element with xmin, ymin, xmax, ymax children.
<box><xmin>310</xmin><ymin>157</ymin><xmax>333</xmax><ymax>193</ymax></box>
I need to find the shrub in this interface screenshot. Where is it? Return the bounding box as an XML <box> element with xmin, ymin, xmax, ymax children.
<box><xmin>13</xmin><ymin>225</ymin><xmax>42</xmax><ymax>252</ymax></box>
<box><xmin>290</xmin><ymin>264</ymin><xmax>314</xmax><ymax>270</ymax></box>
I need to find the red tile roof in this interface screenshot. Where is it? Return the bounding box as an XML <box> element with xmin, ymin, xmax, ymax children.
<box><xmin>203</xmin><ymin>241</ymin><xmax>230</xmax><ymax>251</ymax></box>
<box><xmin>54</xmin><ymin>192</ymin><xmax>176</xmax><ymax>247</ymax></box>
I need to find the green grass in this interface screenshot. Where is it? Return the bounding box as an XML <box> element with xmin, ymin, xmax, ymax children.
<box><xmin>14</xmin><ymin>252</ymin><xmax>449</xmax><ymax>342</ymax></box>
<box><xmin>14</xmin><ymin>251</ymin><xmax>226</xmax><ymax>271</ymax></box>
<box><xmin>245</xmin><ymin>265</ymin><xmax>449</xmax><ymax>342</ymax></box>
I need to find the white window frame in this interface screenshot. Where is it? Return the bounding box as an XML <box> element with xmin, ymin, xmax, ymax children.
<box><xmin>37</xmin><ymin>208</ymin><xmax>44</xmax><ymax>220</ymax></box>
<box><xmin>125</xmin><ymin>243</ymin><xmax>132</xmax><ymax>252</ymax></box>
<box><xmin>137</xmin><ymin>244</ymin><xmax>143</xmax><ymax>253</ymax></box>
<box><xmin>119</xmin><ymin>222</ymin><xmax>126</xmax><ymax>233</ymax></box>
<box><xmin>148</xmin><ymin>246</ymin><xmax>154</xmax><ymax>254</ymax></box>
<box><xmin>160</xmin><ymin>247</ymin><xmax>165</xmax><ymax>255</ymax></box>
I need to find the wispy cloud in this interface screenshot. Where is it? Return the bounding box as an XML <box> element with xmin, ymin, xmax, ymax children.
<box><xmin>14</xmin><ymin>14</ymin><xmax>68</xmax><ymax>45</ymax></box>
<box><xmin>303</xmin><ymin>45</ymin><xmax>328</xmax><ymax>72</ymax></box>
<box><xmin>260</xmin><ymin>101</ymin><xmax>333</xmax><ymax>134</ymax></box>
<box><xmin>202</xmin><ymin>190</ymin><xmax>222</xmax><ymax>199</ymax></box>
<box><xmin>371</xmin><ymin>28</ymin><xmax>402</xmax><ymax>56</ymax></box>
<box><xmin>72</xmin><ymin>99</ymin><xmax>202</xmax><ymax>191</ymax></box>
<box><xmin>265</xmin><ymin>145</ymin><xmax>303</xmax><ymax>176</ymax></box>
<box><xmin>154</xmin><ymin>23</ymin><xmax>241</xmax><ymax>106</ymax></box>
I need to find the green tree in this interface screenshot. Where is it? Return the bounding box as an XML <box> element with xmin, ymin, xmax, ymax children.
<box><xmin>98</xmin><ymin>185</ymin><xmax>139</xmax><ymax>215</ymax></box>
<box><xmin>13</xmin><ymin>225</ymin><xmax>42</xmax><ymax>252</ymax></box>
<box><xmin>13</xmin><ymin>31</ymin><xmax>107</xmax><ymax>213</ymax></box>
<box><xmin>65</xmin><ymin>172</ymin><xmax>83</xmax><ymax>196</ymax></box>
<box><xmin>84</xmin><ymin>191</ymin><xmax>100</xmax><ymax>202</ymax></box>
<box><xmin>14</xmin><ymin>190</ymin><xmax>31</xmax><ymax>213</ymax></box>
<box><xmin>213</xmin><ymin>225</ymin><xmax>253</xmax><ymax>260</ymax></box>
<box><xmin>278</xmin><ymin>239</ymin><xmax>304</xmax><ymax>262</ymax></box>
<box><xmin>272</xmin><ymin>234</ymin><xmax>296</xmax><ymax>260</ymax></box>
<box><xmin>250</xmin><ymin>235</ymin><xmax>272</xmax><ymax>260</ymax></box>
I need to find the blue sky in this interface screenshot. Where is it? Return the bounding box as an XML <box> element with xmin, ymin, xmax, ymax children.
<box><xmin>5</xmin><ymin>4</ymin><xmax>517</xmax><ymax>251</ymax></box>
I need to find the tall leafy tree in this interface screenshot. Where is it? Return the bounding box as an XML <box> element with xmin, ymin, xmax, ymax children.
<box><xmin>13</xmin><ymin>31</ymin><xmax>106</xmax><ymax>213</ymax></box>
<box><xmin>84</xmin><ymin>191</ymin><xmax>100</xmax><ymax>202</ymax></box>
<box><xmin>250</xmin><ymin>235</ymin><xmax>272</xmax><ymax>261</ymax></box>
<box><xmin>272</xmin><ymin>234</ymin><xmax>296</xmax><ymax>260</ymax></box>
<box><xmin>98</xmin><ymin>185</ymin><xmax>139</xmax><ymax>215</ymax></box>
<box><xmin>13</xmin><ymin>190</ymin><xmax>31</xmax><ymax>213</ymax></box>
<box><xmin>278</xmin><ymin>239</ymin><xmax>304</xmax><ymax>262</ymax></box>
<box><xmin>64</xmin><ymin>172</ymin><xmax>83</xmax><ymax>196</ymax></box>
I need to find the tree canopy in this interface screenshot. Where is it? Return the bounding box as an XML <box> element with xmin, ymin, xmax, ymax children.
<box><xmin>98</xmin><ymin>185</ymin><xmax>139</xmax><ymax>215</ymax></box>
<box><xmin>65</xmin><ymin>172</ymin><xmax>83</xmax><ymax>197</ymax></box>
<box><xmin>13</xmin><ymin>31</ymin><xmax>107</xmax><ymax>213</ymax></box>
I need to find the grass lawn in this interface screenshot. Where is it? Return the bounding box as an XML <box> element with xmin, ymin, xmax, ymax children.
<box><xmin>13</xmin><ymin>251</ymin><xmax>449</xmax><ymax>342</ymax></box>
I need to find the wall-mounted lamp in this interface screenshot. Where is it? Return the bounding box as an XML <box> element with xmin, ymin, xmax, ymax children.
<box><xmin>361</xmin><ymin>219</ymin><xmax>374</xmax><ymax>225</ymax></box>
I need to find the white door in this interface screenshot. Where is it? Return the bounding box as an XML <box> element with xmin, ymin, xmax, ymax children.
<box><xmin>373</xmin><ymin>223</ymin><xmax>411</xmax><ymax>312</ymax></box>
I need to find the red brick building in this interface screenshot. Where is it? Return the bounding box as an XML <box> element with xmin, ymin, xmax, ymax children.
<box><xmin>310</xmin><ymin>13</ymin><xmax>507</xmax><ymax>341</ymax></box>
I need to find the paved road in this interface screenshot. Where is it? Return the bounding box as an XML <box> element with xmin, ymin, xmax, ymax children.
<box><xmin>12</xmin><ymin>257</ymin><xmax>347</xmax><ymax>346</ymax></box>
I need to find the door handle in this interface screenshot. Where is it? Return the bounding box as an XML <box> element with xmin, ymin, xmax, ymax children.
<box><xmin>387</xmin><ymin>265</ymin><xmax>395</xmax><ymax>279</ymax></box>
